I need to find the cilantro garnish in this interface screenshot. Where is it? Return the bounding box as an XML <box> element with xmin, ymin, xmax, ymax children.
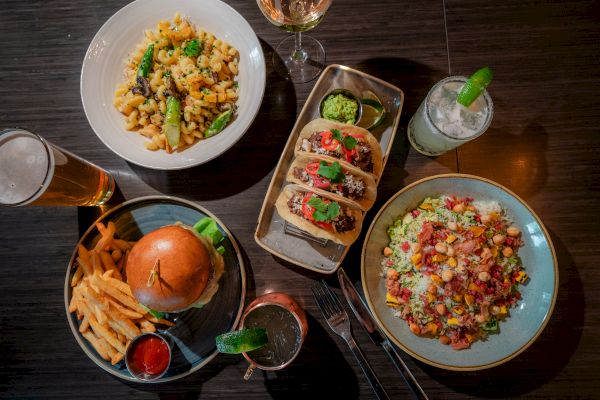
<box><xmin>183</xmin><ymin>39</ymin><xmax>202</xmax><ymax>57</ymax></box>
<box><xmin>331</xmin><ymin>128</ymin><xmax>357</xmax><ymax>150</ymax></box>
<box><xmin>317</xmin><ymin>161</ymin><xmax>345</xmax><ymax>183</ymax></box>
<box><xmin>164</xmin><ymin>70</ymin><xmax>171</xmax><ymax>78</ymax></box>
<box><xmin>307</xmin><ymin>197</ymin><xmax>341</xmax><ymax>222</ymax></box>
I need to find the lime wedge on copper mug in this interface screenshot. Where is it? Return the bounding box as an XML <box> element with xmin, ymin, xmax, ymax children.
<box><xmin>457</xmin><ymin>67</ymin><xmax>494</xmax><ymax>107</ymax></box>
<box><xmin>216</xmin><ymin>328</ymin><xmax>268</xmax><ymax>354</ymax></box>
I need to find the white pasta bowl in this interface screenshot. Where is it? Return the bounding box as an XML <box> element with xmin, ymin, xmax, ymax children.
<box><xmin>362</xmin><ymin>174</ymin><xmax>558</xmax><ymax>370</ymax></box>
<box><xmin>81</xmin><ymin>0</ymin><xmax>265</xmax><ymax>169</ymax></box>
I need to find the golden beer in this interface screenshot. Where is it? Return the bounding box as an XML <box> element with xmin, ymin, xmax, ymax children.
<box><xmin>0</xmin><ymin>129</ymin><xmax>114</xmax><ymax>207</ymax></box>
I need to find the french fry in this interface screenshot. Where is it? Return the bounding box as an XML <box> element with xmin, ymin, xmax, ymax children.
<box><xmin>100</xmin><ymin>251</ymin><xmax>122</xmax><ymax>280</ymax></box>
<box><xmin>95</xmin><ymin>222</ymin><xmax>116</xmax><ymax>251</ymax></box>
<box><xmin>99</xmin><ymin>337</ymin><xmax>117</xmax><ymax>359</ymax></box>
<box><xmin>111</xmin><ymin>249</ymin><xmax>123</xmax><ymax>262</ymax></box>
<box><xmin>91</xmin><ymin>251</ymin><xmax>104</xmax><ymax>276</ymax></box>
<box><xmin>77</xmin><ymin>256</ymin><xmax>93</xmax><ymax>277</ymax></box>
<box><xmin>79</xmin><ymin>299</ymin><xmax>126</xmax><ymax>354</ymax></box>
<box><xmin>68</xmin><ymin>292</ymin><xmax>78</xmax><ymax>313</ymax></box>
<box><xmin>82</xmin><ymin>331</ymin><xmax>111</xmax><ymax>361</ymax></box>
<box><xmin>81</xmin><ymin>286</ymin><xmax>108</xmax><ymax>312</ymax></box>
<box><xmin>139</xmin><ymin>319</ymin><xmax>156</xmax><ymax>333</ymax></box>
<box><xmin>95</xmin><ymin>304</ymin><xmax>108</xmax><ymax>325</ymax></box>
<box><xmin>117</xmin><ymin>333</ymin><xmax>126</xmax><ymax>343</ymax></box>
<box><xmin>106</xmin><ymin>307</ymin><xmax>141</xmax><ymax>340</ymax></box>
<box><xmin>111</xmin><ymin>352</ymin><xmax>124</xmax><ymax>366</ymax></box>
<box><xmin>90</xmin><ymin>275</ymin><xmax>147</xmax><ymax>314</ymax></box>
<box><xmin>144</xmin><ymin>314</ymin><xmax>176</xmax><ymax>327</ymax></box>
<box><xmin>71</xmin><ymin>265</ymin><xmax>84</xmax><ymax>287</ymax></box>
<box><xmin>102</xmin><ymin>275</ymin><xmax>133</xmax><ymax>298</ymax></box>
<box><xmin>79</xmin><ymin>316</ymin><xmax>90</xmax><ymax>333</ymax></box>
<box><xmin>107</xmin><ymin>298</ymin><xmax>143</xmax><ymax>319</ymax></box>
<box><xmin>78</xmin><ymin>244</ymin><xmax>90</xmax><ymax>260</ymax></box>
<box><xmin>113</xmin><ymin>239</ymin><xmax>131</xmax><ymax>252</ymax></box>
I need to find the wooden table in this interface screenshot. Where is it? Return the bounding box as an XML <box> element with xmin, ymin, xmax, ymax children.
<box><xmin>1</xmin><ymin>0</ymin><xmax>599</xmax><ymax>398</ymax></box>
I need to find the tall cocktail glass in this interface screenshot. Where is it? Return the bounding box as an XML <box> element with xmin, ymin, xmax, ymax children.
<box><xmin>407</xmin><ymin>76</ymin><xmax>494</xmax><ymax>156</ymax></box>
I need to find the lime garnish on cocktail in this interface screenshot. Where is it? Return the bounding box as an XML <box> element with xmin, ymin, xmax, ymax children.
<box><xmin>216</xmin><ymin>328</ymin><xmax>268</xmax><ymax>354</ymax></box>
<box><xmin>457</xmin><ymin>67</ymin><xmax>494</xmax><ymax>107</ymax></box>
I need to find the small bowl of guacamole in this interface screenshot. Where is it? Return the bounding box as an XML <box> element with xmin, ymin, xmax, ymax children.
<box><xmin>319</xmin><ymin>89</ymin><xmax>362</xmax><ymax>125</ymax></box>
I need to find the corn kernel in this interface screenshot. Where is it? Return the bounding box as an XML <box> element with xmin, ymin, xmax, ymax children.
<box><xmin>469</xmin><ymin>226</ymin><xmax>485</xmax><ymax>237</ymax></box>
<box><xmin>411</xmin><ymin>253</ymin><xmax>422</xmax><ymax>265</ymax></box>
<box><xmin>453</xmin><ymin>306</ymin><xmax>465</xmax><ymax>315</ymax></box>
<box><xmin>447</xmin><ymin>318</ymin><xmax>460</xmax><ymax>326</ymax></box>
<box><xmin>516</xmin><ymin>271</ymin><xmax>529</xmax><ymax>283</ymax></box>
<box><xmin>426</xmin><ymin>292</ymin><xmax>436</xmax><ymax>303</ymax></box>
<box><xmin>468</xmin><ymin>282</ymin><xmax>480</xmax><ymax>292</ymax></box>
<box><xmin>386</xmin><ymin>293</ymin><xmax>400</xmax><ymax>308</ymax></box>
<box><xmin>446</xmin><ymin>234</ymin><xmax>457</xmax><ymax>243</ymax></box>
<box><xmin>432</xmin><ymin>254</ymin><xmax>447</xmax><ymax>263</ymax></box>
<box><xmin>431</xmin><ymin>274</ymin><xmax>443</xmax><ymax>285</ymax></box>
<box><xmin>419</xmin><ymin>202</ymin><xmax>434</xmax><ymax>211</ymax></box>
<box><xmin>447</xmin><ymin>257</ymin><xmax>457</xmax><ymax>267</ymax></box>
<box><xmin>426</xmin><ymin>322</ymin><xmax>438</xmax><ymax>335</ymax></box>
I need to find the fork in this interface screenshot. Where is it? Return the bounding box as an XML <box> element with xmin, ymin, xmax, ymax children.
<box><xmin>312</xmin><ymin>280</ymin><xmax>391</xmax><ymax>400</ymax></box>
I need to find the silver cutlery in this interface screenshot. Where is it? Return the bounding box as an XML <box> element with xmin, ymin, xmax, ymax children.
<box><xmin>338</xmin><ymin>268</ymin><xmax>429</xmax><ymax>400</ymax></box>
<box><xmin>312</xmin><ymin>280</ymin><xmax>391</xmax><ymax>400</ymax></box>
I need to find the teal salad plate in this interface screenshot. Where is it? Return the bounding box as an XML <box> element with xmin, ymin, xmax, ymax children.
<box><xmin>362</xmin><ymin>174</ymin><xmax>558</xmax><ymax>370</ymax></box>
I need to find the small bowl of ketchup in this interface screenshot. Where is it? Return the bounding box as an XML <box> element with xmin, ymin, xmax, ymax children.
<box><xmin>125</xmin><ymin>332</ymin><xmax>171</xmax><ymax>381</ymax></box>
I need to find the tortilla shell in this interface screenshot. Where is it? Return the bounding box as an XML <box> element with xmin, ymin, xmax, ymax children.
<box><xmin>286</xmin><ymin>154</ymin><xmax>377</xmax><ymax>211</ymax></box>
<box><xmin>294</xmin><ymin>118</ymin><xmax>383</xmax><ymax>178</ymax></box>
<box><xmin>275</xmin><ymin>184</ymin><xmax>364</xmax><ymax>246</ymax></box>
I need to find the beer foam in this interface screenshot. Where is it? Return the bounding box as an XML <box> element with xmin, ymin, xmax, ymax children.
<box><xmin>0</xmin><ymin>130</ymin><xmax>51</xmax><ymax>205</ymax></box>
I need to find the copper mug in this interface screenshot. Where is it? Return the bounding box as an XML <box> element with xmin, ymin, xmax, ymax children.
<box><xmin>240</xmin><ymin>292</ymin><xmax>308</xmax><ymax>380</ymax></box>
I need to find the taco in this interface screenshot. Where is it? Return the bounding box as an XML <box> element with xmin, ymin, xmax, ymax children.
<box><xmin>286</xmin><ymin>154</ymin><xmax>377</xmax><ymax>211</ymax></box>
<box><xmin>275</xmin><ymin>184</ymin><xmax>363</xmax><ymax>246</ymax></box>
<box><xmin>294</xmin><ymin>118</ymin><xmax>383</xmax><ymax>178</ymax></box>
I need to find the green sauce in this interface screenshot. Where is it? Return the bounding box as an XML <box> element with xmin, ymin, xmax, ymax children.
<box><xmin>322</xmin><ymin>93</ymin><xmax>359</xmax><ymax>124</ymax></box>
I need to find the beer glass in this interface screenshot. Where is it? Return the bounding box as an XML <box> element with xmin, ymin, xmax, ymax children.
<box><xmin>0</xmin><ymin>128</ymin><xmax>115</xmax><ymax>207</ymax></box>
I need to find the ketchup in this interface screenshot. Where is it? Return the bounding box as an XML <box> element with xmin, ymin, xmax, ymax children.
<box><xmin>129</xmin><ymin>335</ymin><xmax>170</xmax><ymax>375</ymax></box>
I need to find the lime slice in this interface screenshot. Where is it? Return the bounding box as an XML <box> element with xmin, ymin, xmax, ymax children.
<box><xmin>163</xmin><ymin>96</ymin><xmax>181</xmax><ymax>147</ymax></box>
<box><xmin>359</xmin><ymin>96</ymin><xmax>385</xmax><ymax>130</ymax></box>
<box><xmin>457</xmin><ymin>67</ymin><xmax>493</xmax><ymax>107</ymax></box>
<box><xmin>215</xmin><ymin>328</ymin><xmax>268</xmax><ymax>354</ymax></box>
<box><xmin>361</xmin><ymin>90</ymin><xmax>382</xmax><ymax>104</ymax></box>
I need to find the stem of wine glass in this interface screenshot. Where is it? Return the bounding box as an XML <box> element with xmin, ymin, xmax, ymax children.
<box><xmin>291</xmin><ymin>32</ymin><xmax>307</xmax><ymax>62</ymax></box>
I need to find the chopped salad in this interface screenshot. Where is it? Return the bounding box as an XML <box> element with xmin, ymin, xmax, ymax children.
<box><xmin>382</xmin><ymin>195</ymin><xmax>528</xmax><ymax>350</ymax></box>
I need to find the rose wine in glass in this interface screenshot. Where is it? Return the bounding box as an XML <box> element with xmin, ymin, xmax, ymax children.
<box><xmin>257</xmin><ymin>0</ymin><xmax>332</xmax><ymax>83</ymax></box>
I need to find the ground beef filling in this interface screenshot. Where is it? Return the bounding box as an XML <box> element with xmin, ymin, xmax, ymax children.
<box><xmin>292</xmin><ymin>167</ymin><xmax>367</xmax><ymax>200</ymax></box>
<box><xmin>286</xmin><ymin>193</ymin><xmax>356</xmax><ymax>233</ymax></box>
<box><xmin>300</xmin><ymin>132</ymin><xmax>374</xmax><ymax>173</ymax></box>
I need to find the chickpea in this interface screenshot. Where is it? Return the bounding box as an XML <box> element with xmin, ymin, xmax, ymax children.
<box><xmin>507</xmin><ymin>226</ymin><xmax>521</xmax><ymax>237</ymax></box>
<box><xmin>478</xmin><ymin>271</ymin><xmax>491</xmax><ymax>282</ymax></box>
<box><xmin>447</xmin><ymin>221</ymin><xmax>458</xmax><ymax>231</ymax></box>
<box><xmin>386</xmin><ymin>269</ymin><xmax>399</xmax><ymax>280</ymax></box>
<box><xmin>480</xmin><ymin>214</ymin><xmax>491</xmax><ymax>224</ymax></box>
<box><xmin>442</xmin><ymin>269</ymin><xmax>454</xmax><ymax>282</ymax></box>
<box><xmin>434</xmin><ymin>242</ymin><xmax>447</xmax><ymax>254</ymax></box>
<box><xmin>410</xmin><ymin>242</ymin><xmax>421</xmax><ymax>253</ymax></box>
<box><xmin>466</xmin><ymin>205</ymin><xmax>476</xmax><ymax>212</ymax></box>
<box><xmin>502</xmin><ymin>246</ymin><xmax>514</xmax><ymax>257</ymax></box>
<box><xmin>439</xmin><ymin>335</ymin><xmax>451</xmax><ymax>345</ymax></box>
<box><xmin>409</xmin><ymin>323</ymin><xmax>421</xmax><ymax>335</ymax></box>
<box><xmin>436</xmin><ymin>303</ymin><xmax>447</xmax><ymax>315</ymax></box>
<box><xmin>492</xmin><ymin>234</ymin><xmax>506</xmax><ymax>245</ymax></box>
<box><xmin>446</xmin><ymin>246</ymin><xmax>455</xmax><ymax>257</ymax></box>
<box><xmin>475</xmin><ymin>314</ymin><xmax>487</xmax><ymax>323</ymax></box>
<box><xmin>383</xmin><ymin>247</ymin><xmax>393</xmax><ymax>257</ymax></box>
<box><xmin>452</xmin><ymin>203</ymin><xmax>466</xmax><ymax>213</ymax></box>
<box><xmin>490</xmin><ymin>305</ymin><xmax>500</xmax><ymax>315</ymax></box>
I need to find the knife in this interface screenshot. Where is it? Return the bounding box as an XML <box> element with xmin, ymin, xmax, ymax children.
<box><xmin>338</xmin><ymin>268</ymin><xmax>429</xmax><ymax>400</ymax></box>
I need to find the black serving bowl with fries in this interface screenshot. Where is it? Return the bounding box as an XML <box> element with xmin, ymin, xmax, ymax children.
<box><xmin>64</xmin><ymin>196</ymin><xmax>246</xmax><ymax>382</ymax></box>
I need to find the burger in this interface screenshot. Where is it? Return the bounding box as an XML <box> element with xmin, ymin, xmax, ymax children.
<box><xmin>126</xmin><ymin>223</ymin><xmax>224</xmax><ymax>313</ymax></box>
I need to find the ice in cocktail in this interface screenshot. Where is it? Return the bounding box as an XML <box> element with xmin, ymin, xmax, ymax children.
<box><xmin>408</xmin><ymin>76</ymin><xmax>493</xmax><ymax>156</ymax></box>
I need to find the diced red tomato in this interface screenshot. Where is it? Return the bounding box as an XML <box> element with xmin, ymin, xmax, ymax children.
<box><xmin>411</xmin><ymin>209</ymin><xmax>421</xmax><ymax>217</ymax></box>
<box><xmin>305</xmin><ymin>162</ymin><xmax>320</xmax><ymax>175</ymax></box>
<box><xmin>320</xmin><ymin>131</ymin><xmax>340</xmax><ymax>151</ymax></box>
<box><xmin>401</xmin><ymin>241</ymin><xmax>410</xmax><ymax>253</ymax></box>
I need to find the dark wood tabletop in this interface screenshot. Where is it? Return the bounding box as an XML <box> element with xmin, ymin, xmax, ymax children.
<box><xmin>1</xmin><ymin>0</ymin><xmax>599</xmax><ymax>398</ymax></box>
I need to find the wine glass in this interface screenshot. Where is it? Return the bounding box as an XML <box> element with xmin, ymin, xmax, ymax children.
<box><xmin>257</xmin><ymin>0</ymin><xmax>333</xmax><ymax>83</ymax></box>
